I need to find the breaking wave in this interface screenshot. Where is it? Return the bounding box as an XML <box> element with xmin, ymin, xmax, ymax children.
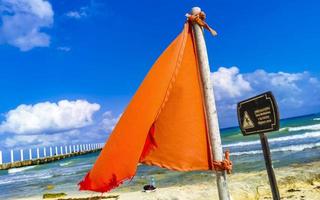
<box><xmin>223</xmin><ymin>131</ymin><xmax>320</xmax><ymax>148</ymax></box>
<box><xmin>230</xmin><ymin>142</ymin><xmax>320</xmax><ymax>156</ymax></box>
<box><xmin>288</xmin><ymin>124</ymin><xmax>320</xmax><ymax>132</ymax></box>
<box><xmin>8</xmin><ymin>166</ymin><xmax>36</xmax><ymax>174</ymax></box>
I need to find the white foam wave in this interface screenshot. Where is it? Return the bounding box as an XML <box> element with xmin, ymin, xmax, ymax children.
<box><xmin>8</xmin><ymin>166</ymin><xmax>36</xmax><ymax>174</ymax></box>
<box><xmin>223</xmin><ymin>131</ymin><xmax>320</xmax><ymax>148</ymax></box>
<box><xmin>0</xmin><ymin>172</ymin><xmax>52</xmax><ymax>185</ymax></box>
<box><xmin>288</xmin><ymin>124</ymin><xmax>320</xmax><ymax>132</ymax></box>
<box><xmin>279</xmin><ymin>127</ymin><xmax>289</xmax><ymax>132</ymax></box>
<box><xmin>59</xmin><ymin>161</ymin><xmax>72</xmax><ymax>167</ymax></box>
<box><xmin>230</xmin><ymin>142</ymin><xmax>320</xmax><ymax>156</ymax></box>
<box><xmin>313</xmin><ymin>118</ymin><xmax>320</xmax><ymax>121</ymax></box>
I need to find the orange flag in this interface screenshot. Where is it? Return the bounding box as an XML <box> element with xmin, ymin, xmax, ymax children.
<box><xmin>79</xmin><ymin>22</ymin><xmax>214</xmax><ymax>193</ymax></box>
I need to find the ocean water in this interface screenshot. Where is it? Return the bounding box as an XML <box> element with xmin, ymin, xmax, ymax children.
<box><xmin>0</xmin><ymin>113</ymin><xmax>319</xmax><ymax>199</ymax></box>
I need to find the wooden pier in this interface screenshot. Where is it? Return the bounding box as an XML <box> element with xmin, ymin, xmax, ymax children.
<box><xmin>0</xmin><ymin>143</ymin><xmax>103</xmax><ymax>170</ymax></box>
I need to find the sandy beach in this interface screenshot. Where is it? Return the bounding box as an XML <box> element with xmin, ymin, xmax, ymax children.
<box><xmin>20</xmin><ymin>160</ymin><xmax>320</xmax><ymax>200</ymax></box>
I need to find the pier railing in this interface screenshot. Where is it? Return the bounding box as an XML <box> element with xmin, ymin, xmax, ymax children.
<box><xmin>0</xmin><ymin>143</ymin><xmax>104</xmax><ymax>170</ymax></box>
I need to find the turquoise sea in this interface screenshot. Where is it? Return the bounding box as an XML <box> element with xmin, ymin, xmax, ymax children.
<box><xmin>0</xmin><ymin>113</ymin><xmax>319</xmax><ymax>199</ymax></box>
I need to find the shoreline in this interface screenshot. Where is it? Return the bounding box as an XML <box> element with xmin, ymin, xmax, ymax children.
<box><xmin>18</xmin><ymin>160</ymin><xmax>320</xmax><ymax>200</ymax></box>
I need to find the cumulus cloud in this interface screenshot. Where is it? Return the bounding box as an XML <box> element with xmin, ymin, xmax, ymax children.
<box><xmin>0</xmin><ymin>100</ymin><xmax>100</xmax><ymax>135</ymax></box>
<box><xmin>0</xmin><ymin>0</ymin><xmax>54</xmax><ymax>51</ymax></box>
<box><xmin>211</xmin><ymin>67</ymin><xmax>320</xmax><ymax>127</ymax></box>
<box><xmin>0</xmin><ymin>100</ymin><xmax>122</xmax><ymax>148</ymax></box>
<box><xmin>211</xmin><ymin>67</ymin><xmax>252</xmax><ymax>101</ymax></box>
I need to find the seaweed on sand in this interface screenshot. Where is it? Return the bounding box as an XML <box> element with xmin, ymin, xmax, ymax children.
<box><xmin>43</xmin><ymin>192</ymin><xmax>67</xmax><ymax>199</ymax></box>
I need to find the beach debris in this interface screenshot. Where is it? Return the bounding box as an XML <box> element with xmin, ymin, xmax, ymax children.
<box><xmin>314</xmin><ymin>186</ymin><xmax>320</xmax><ymax>190</ymax></box>
<box><xmin>143</xmin><ymin>176</ymin><xmax>157</xmax><ymax>192</ymax></box>
<box><xmin>287</xmin><ymin>188</ymin><xmax>301</xmax><ymax>192</ymax></box>
<box><xmin>43</xmin><ymin>192</ymin><xmax>67</xmax><ymax>199</ymax></box>
<box><xmin>143</xmin><ymin>184</ymin><xmax>157</xmax><ymax>193</ymax></box>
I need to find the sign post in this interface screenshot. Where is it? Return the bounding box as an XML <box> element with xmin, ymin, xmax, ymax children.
<box><xmin>237</xmin><ymin>91</ymin><xmax>280</xmax><ymax>200</ymax></box>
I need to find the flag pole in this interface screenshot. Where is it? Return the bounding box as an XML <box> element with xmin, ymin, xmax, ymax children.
<box><xmin>190</xmin><ymin>7</ymin><xmax>231</xmax><ymax>200</ymax></box>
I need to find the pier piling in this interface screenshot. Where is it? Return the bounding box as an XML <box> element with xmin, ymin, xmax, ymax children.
<box><xmin>37</xmin><ymin>148</ymin><xmax>40</xmax><ymax>159</ymax></box>
<box><xmin>44</xmin><ymin>147</ymin><xmax>47</xmax><ymax>157</ymax></box>
<box><xmin>0</xmin><ymin>151</ymin><xmax>2</xmax><ymax>164</ymax></box>
<box><xmin>10</xmin><ymin>150</ymin><xmax>14</xmax><ymax>163</ymax></box>
<box><xmin>29</xmin><ymin>149</ymin><xmax>32</xmax><ymax>160</ymax></box>
<box><xmin>20</xmin><ymin>149</ymin><xmax>23</xmax><ymax>161</ymax></box>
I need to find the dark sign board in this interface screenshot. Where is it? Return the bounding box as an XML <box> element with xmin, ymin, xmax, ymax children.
<box><xmin>237</xmin><ymin>91</ymin><xmax>279</xmax><ymax>136</ymax></box>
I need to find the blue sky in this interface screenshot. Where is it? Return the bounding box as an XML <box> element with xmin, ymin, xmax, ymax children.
<box><xmin>0</xmin><ymin>0</ymin><xmax>319</xmax><ymax>149</ymax></box>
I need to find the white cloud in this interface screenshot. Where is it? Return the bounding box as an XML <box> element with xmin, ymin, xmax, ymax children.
<box><xmin>0</xmin><ymin>100</ymin><xmax>122</xmax><ymax>148</ymax></box>
<box><xmin>0</xmin><ymin>100</ymin><xmax>100</xmax><ymax>135</ymax></box>
<box><xmin>211</xmin><ymin>67</ymin><xmax>252</xmax><ymax>101</ymax></box>
<box><xmin>65</xmin><ymin>7</ymin><xmax>88</xmax><ymax>19</ymax></box>
<box><xmin>100</xmin><ymin>111</ymin><xmax>120</xmax><ymax>132</ymax></box>
<box><xmin>211</xmin><ymin>67</ymin><xmax>320</xmax><ymax>127</ymax></box>
<box><xmin>4</xmin><ymin>129</ymin><xmax>81</xmax><ymax>148</ymax></box>
<box><xmin>57</xmin><ymin>46</ymin><xmax>71</xmax><ymax>52</ymax></box>
<box><xmin>66</xmin><ymin>11</ymin><xmax>81</xmax><ymax>19</ymax></box>
<box><xmin>0</xmin><ymin>0</ymin><xmax>54</xmax><ymax>51</ymax></box>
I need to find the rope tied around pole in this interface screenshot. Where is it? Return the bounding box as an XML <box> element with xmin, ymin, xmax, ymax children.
<box><xmin>186</xmin><ymin>11</ymin><xmax>217</xmax><ymax>36</ymax></box>
<box><xmin>212</xmin><ymin>150</ymin><xmax>233</xmax><ymax>174</ymax></box>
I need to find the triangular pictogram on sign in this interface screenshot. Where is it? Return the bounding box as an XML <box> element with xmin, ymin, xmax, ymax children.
<box><xmin>243</xmin><ymin>111</ymin><xmax>254</xmax><ymax>129</ymax></box>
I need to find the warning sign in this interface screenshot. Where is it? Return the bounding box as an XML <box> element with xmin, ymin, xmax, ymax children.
<box><xmin>237</xmin><ymin>91</ymin><xmax>280</xmax><ymax>136</ymax></box>
<box><xmin>243</xmin><ymin>111</ymin><xmax>254</xmax><ymax>129</ymax></box>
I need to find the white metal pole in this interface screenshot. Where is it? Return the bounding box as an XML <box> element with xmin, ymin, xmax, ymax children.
<box><xmin>0</xmin><ymin>151</ymin><xmax>2</xmax><ymax>164</ymax></box>
<box><xmin>50</xmin><ymin>147</ymin><xmax>53</xmax><ymax>157</ymax></box>
<box><xmin>69</xmin><ymin>145</ymin><xmax>72</xmax><ymax>153</ymax></box>
<box><xmin>10</xmin><ymin>150</ymin><xmax>14</xmax><ymax>163</ymax></box>
<box><xmin>29</xmin><ymin>149</ymin><xmax>32</xmax><ymax>160</ymax></box>
<box><xmin>43</xmin><ymin>147</ymin><xmax>47</xmax><ymax>157</ymax></box>
<box><xmin>73</xmin><ymin>145</ymin><xmax>76</xmax><ymax>153</ymax></box>
<box><xmin>190</xmin><ymin>7</ymin><xmax>230</xmax><ymax>200</ymax></box>
<box><xmin>37</xmin><ymin>148</ymin><xmax>40</xmax><ymax>159</ymax></box>
<box><xmin>60</xmin><ymin>146</ymin><xmax>63</xmax><ymax>155</ymax></box>
<box><xmin>20</xmin><ymin>149</ymin><xmax>24</xmax><ymax>161</ymax></box>
<box><xmin>55</xmin><ymin>146</ymin><xmax>58</xmax><ymax>155</ymax></box>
